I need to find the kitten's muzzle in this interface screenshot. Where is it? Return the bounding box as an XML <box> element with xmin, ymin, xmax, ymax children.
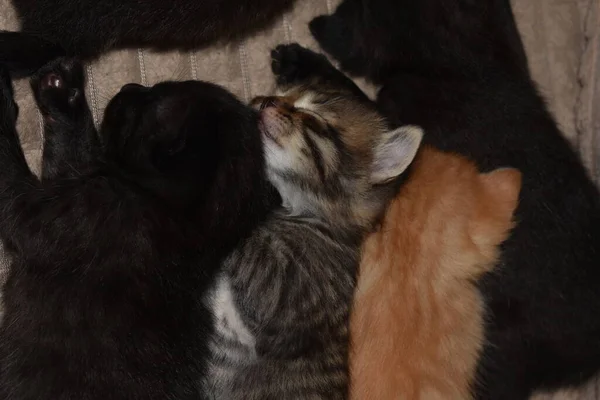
<box><xmin>258</xmin><ymin>107</ymin><xmax>293</xmax><ymax>145</ymax></box>
<box><xmin>251</xmin><ymin>96</ymin><xmax>295</xmax><ymax>145</ymax></box>
<box><xmin>120</xmin><ymin>82</ymin><xmax>146</xmax><ymax>93</ymax></box>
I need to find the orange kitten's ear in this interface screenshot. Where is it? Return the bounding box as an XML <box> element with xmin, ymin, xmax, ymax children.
<box><xmin>471</xmin><ymin>168</ymin><xmax>522</xmax><ymax>263</ymax></box>
<box><xmin>370</xmin><ymin>125</ymin><xmax>423</xmax><ymax>184</ymax></box>
<box><xmin>479</xmin><ymin>167</ymin><xmax>522</xmax><ymax>222</ymax></box>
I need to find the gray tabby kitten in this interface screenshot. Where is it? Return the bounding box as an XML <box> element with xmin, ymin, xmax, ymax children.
<box><xmin>205</xmin><ymin>43</ymin><xmax>423</xmax><ymax>399</ymax></box>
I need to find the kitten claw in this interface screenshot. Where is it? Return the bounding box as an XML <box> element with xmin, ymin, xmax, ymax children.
<box><xmin>41</xmin><ymin>73</ymin><xmax>63</xmax><ymax>90</ymax></box>
<box><xmin>31</xmin><ymin>58</ymin><xmax>85</xmax><ymax>117</ymax></box>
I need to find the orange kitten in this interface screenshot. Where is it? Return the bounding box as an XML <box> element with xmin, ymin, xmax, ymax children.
<box><xmin>350</xmin><ymin>146</ymin><xmax>521</xmax><ymax>400</ymax></box>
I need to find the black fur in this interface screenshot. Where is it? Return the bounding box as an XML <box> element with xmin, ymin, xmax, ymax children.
<box><xmin>0</xmin><ymin>0</ymin><xmax>296</xmax><ymax>76</ymax></box>
<box><xmin>311</xmin><ymin>0</ymin><xmax>600</xmax><ymax>399</ymax></box>
<box><xmin>0</xmin><ymin>59</ymin><xmax>276</xmax><ymax>399</ymax></box>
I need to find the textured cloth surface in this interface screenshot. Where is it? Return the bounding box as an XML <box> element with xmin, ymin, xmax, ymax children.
<box><xmin>0</xmin><ymin>0</ymin><xmax>599</xmax><ymax>398</ymax></box>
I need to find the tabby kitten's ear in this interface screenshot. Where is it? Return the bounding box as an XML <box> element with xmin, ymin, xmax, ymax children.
<box><xmin>370</xmin><ymin>125</ymin><xmax>423</xmax><ymax>184</ymax></box>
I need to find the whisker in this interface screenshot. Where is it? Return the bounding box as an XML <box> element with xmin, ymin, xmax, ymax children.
<box><xmin>171</xmin><ymin>62</ymin><xmax>190</xmax><ymax>82</ymax></box>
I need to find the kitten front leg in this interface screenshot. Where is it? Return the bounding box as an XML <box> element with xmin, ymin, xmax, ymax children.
<box><xmin>31</xmin><ymin>58</ymin><xmax>101</xmax><ymax>181</ymax></box>
<box><xmin>271</xmin><ymin>43</ymin><xmax>367</xmax><ymax>99</ymax></box>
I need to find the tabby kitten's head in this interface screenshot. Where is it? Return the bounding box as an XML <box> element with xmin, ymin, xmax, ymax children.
<box><xmin>251</xmin><ymin>85</ymin><xmax>422</xmax><ymax>228</ymax></box>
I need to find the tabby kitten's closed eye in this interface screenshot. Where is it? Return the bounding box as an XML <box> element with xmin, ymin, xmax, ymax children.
<box><xmin>204</xmin><ymin>44</ymin><xmax>423</xmax><ymax>399</ymax></box>
<box><xmin>351</xmin><ymin>146</ymin><xmax>521</xmax><ymax>400</ymax></box>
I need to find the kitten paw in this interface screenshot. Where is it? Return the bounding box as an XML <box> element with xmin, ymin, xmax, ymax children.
<box><xmin>31</xmin><ymin>58</ymin><xmax>85</xmax><ymax>117</ymax></box>
<box><xmin>271</xmin><ymin>43</ymin><xmax>329</xmax><ymax>86</ymax></box>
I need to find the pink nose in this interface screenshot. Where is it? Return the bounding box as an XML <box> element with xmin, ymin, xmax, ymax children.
<box><xmin>260</xmin><ymin>107</ymin><xmax>289</xmax><ymax>141</ymax></box>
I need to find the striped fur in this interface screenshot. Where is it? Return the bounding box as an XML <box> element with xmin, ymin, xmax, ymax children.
<box><xmin>204</xmin><ymin>44</ymin><xmax>423</xmax><ymax>400</ymax></box>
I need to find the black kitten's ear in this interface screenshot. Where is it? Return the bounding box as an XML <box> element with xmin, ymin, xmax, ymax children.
<box><xmin>0</xmin><ymin>31</ymin><xmax>65</xmax><ymax>78</ymax></box>
<box><xmin>164</xmin><ymin>136</ymin><xmax>188</xmax><ymax>157</ymax></box>
<box><xmin>150</xmin><ymin>130</ymin><xmax>190</xmax><ymax>171</ymax></box>
<box><xmin>309</xmin><ymin>15</ymin><xmax>354</xmax><ymax>61</ymax></box>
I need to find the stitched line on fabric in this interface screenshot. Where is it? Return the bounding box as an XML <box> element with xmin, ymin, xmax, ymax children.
<box><xmin>575</xmin><ymin>0</ymin><xmax>596</xmax><ymax>180</ymax></box>
<box><xmin>583</xmin><ymin>0</ymin><xmax>599</xmax><ymax>182</ymax></box>
<box><xmin>137</xmin><ymin>48</ymin><xmax>148</xmax><ymax>86</ymax></box>
<box><xmin>189</xmin><ymin>53</ymin><xmax>199</xmax><ymax>80</ymax></box>
<box><xmin>238</xmin><ymin>41</ymin><xmax>251</xmax><ymax>103</ymax></box>
<box><xmin>36</xmin><ymin>109</ymin><xmax>43</xmax><ymax>141</ymax></box>
<box><xmin>282</xmin><ymin>14</ymin><xmax>293</xmax><ymax>43</ymax></box>
<box><xmin>85</xmin><ymin>64</ymin><xmax>100</xmax><ymax>127</ymax></box>
<box><xmin>539</xmin><ymin>1</ymin><xmax>566</xmax><ymax>142</ymax></box>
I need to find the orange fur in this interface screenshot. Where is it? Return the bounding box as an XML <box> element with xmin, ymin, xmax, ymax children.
<box><xmin>350</xmin><ymin>146</ymin><xmax>521</xmax><ymax>400</ymax></box>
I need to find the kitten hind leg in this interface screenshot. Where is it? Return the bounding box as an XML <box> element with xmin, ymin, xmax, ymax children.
<box><xmin>0</xmin><ymin>66</ymin><xmax>41</xmax><ymax>249</ymax></box>
<box><xmin>0</xmin><ymin>31</ymin><xmax>65</xmax><ymax>78</ymax></box>
<box><xmin>31</xmin><ymin>58</ymin><xmax>101</xmax><ymax>181</ymax></box>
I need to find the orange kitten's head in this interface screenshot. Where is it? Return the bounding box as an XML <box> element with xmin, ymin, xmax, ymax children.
<box><xmin>417</xmin><ymin>147</ymin><xmax>522</xmax><ymax>280</ymax></box>
<box><xmin>359</xmin><ymin>146</ymin><xmax>522</xmax><ymax>288</ymax></box>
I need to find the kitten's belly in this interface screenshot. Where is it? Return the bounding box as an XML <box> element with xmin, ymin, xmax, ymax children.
<box><xmin>206</xmin><ymin>275</ymin><xmax>256</xmax><ymax>397</ymax></box>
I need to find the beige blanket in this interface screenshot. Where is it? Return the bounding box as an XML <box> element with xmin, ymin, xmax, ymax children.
<box><xmin>0</xmin><ymin>0</ymin><xmax>599</xmax><ymax>398</ymax></box>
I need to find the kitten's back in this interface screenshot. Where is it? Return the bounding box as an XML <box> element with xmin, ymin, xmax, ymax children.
<box><xmin>350</xmin><ymin>146</ymin><xmax>521</xmax><ymax>400</ymax></box>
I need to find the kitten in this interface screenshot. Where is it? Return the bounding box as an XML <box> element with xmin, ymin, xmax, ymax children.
<box><xmin>204</xmin><ymin>43</ymin><xmax>422</xmax><ymax>399</ymax></box>
<box><xmin>0</xmin><ymin>59</ymin><xmax>275</xmax><ymax>399</ymax></box>
<box><xmin>0</xmin><ymin>0</ymin><xmax>295</xmax><ymax>76</ymax></box>
<box><xmin>310</xmin><ymin>0</ymin><xmax>600</xmax><ymax>399</ymax></box>
<box><xmin>351</xmin><ymin>146</ymin><xmax>521</xmax><ymax>400</ymax></box>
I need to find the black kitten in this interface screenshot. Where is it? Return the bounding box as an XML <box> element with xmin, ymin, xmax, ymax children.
<box><xmin>0</xmin><ymin>0</ymin><xmax>296</xmax><ymax>76</ymax></box>
<box><xmin>311</xmin><ymin>0</ymin><xmax>600</xmax><ymax>399</ymax></box>
<box><xmin>0</xmin><ymin>59</ymin><xmax>275</xmax><ymax>399</ymax></box>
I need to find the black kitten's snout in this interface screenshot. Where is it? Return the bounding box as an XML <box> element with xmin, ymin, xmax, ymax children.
<box><xmin>120</xmin><ymin>82</ymin><xmax>145</xmax><ymax>92</ymax></box>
